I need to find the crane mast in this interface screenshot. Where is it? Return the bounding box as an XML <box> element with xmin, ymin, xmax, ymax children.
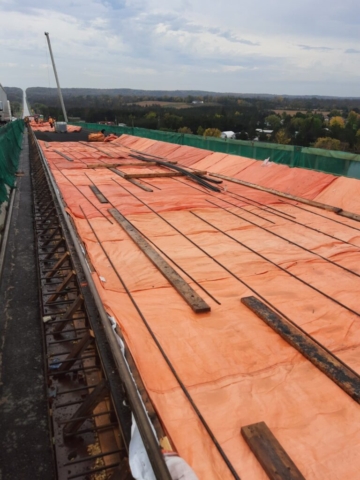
<box><xmin>44</xmin><ymin>32</ymin><xmax>68</xmax><ymax>123</ymax></box>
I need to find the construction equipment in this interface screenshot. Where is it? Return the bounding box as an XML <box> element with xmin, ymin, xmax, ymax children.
<box><xmin>0</xmin><ymin>83</ymin><xmax>12</xmax><ymax>124</ymax></box>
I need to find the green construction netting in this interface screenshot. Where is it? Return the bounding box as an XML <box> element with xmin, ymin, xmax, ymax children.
<box><xmin>71</xmin><ymin>123</ymin><xmax>360</xmax><ymax>179</ymax></box>
<box><xmin>0</xmin><ymin>120</ymin><xmax>25</xmax><ymax>205</ymax></box>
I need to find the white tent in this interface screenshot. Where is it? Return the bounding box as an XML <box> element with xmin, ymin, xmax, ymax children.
<box><xmin>220</xmin><ymin>131</ymin><xmax>235</xmax><ymax>139</ymax></box>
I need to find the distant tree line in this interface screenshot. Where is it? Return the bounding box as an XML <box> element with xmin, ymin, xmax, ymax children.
<box><xmin>25</xmin><ymin>87</ymin><xmax>360</xmax><ymax>152</ymax></box>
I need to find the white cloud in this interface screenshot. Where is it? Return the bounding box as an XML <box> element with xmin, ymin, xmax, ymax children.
<box><xmin>0</xmin><ymin>0</ymin><xmax>359</xmax><ymax>95</ymax></box>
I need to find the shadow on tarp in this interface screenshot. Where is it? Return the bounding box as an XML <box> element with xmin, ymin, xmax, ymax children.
<box><xmin>70</xmin><ymin>122</ymin><xmax>360</xmax><ymax>180</ymax></box>
<box><xmin>0</xmin><ymin>120</ymin><xmax>25</xmax><ymax>204</ymax></box>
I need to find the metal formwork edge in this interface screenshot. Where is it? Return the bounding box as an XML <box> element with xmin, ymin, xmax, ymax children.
<box><xmin>29</xmin><ymin>129</ymin><xmax>172</xmax><ymax>480</ymax></box>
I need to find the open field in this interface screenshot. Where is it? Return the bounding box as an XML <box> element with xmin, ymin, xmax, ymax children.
<box><xmin>130</xmin><ymin>100</ymin><xmax>192</xmax><ymax>108</ymax></box>
<box><xmin>131</xmin><ymin>100</ymin><xmax>218</xmax><ymax>108</ymax></box>
<box><xmin>274</xmin><ymin>109</ymin><xmax>330</xmax><ymax>116</ymax></box>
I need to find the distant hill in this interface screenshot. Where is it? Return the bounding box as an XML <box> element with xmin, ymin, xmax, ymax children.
<box><xmin>4</xmin><ymin>87</ymin><xmax>23</xmax><ymax>103</ymax></box>
<box><xmin>26</xmin><ymin>87</ymin><xmax>262</xmax><ymax>99</ymax></box>
<box><xmin>26</xmin><ymin>87</ymin><xmax>360</xmax><ymax>101</ymax></box>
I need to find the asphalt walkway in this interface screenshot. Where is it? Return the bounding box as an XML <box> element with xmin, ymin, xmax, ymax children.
<box><xmin>0</xmin><ymin>132</ymin><xmax>55</xmax><ymax>479</ymax></box>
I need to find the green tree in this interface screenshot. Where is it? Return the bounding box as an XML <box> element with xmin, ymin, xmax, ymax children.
<box><xmin>145</xmin><ymin>111</ymin><xmax>157</xmax><ymax>119</ymax></box>
<box><xmin>328</xmin><ymin>109</ymin><xmax>342</xmax><ymax>118</ymax></box>
<box><xmin>290</xmin><ymin>117</ymin><xmax>304</xmax><ymax>130</ymax></box>
<box><xmin>203</xmin><ymin>128</ymin><xmax>221</xmax><ymax>138</ymax></box>
<box><xmin>354</xmin><ymin>129</ymin><xmax>360</xmax><ymax>151</ymax></box>
<box><xmin>163</xmin><ymin>113</ymin><xmax>183</xmax><ymax>130</ymax></box>
<box><xmin>178</xmin><ymin>127</ymin><xmax>192</xmax><ymax>134</ymax></box>
<box><xmin>10</xmin><ymin>101</ymin><xmax>21</xmax><ymax>117</ymax></box>
<box><xmin>330</xmin><ymin>116</ymin><xmax>345</xmax><ymax>128</ymax></box>
<box><xmin>265</xmin><ymin>114</ymin><xmax>281</xmax><ymax>130</ymax></box>
<box><xmin>313</xmin><ymin>137</ymin><xmax>341</xmax><ymax>150</ymax></box>
<box><xmin>275</xmin><ymin>129</ymin><xmax>291</xmax><ymax>144</ymax></box>
<box><xmin>347</xmin><ymin>111</ymin><xmax>360</xmax><ymax>130</ymax></box>
<box><xmin>197</xmin><ymin>126</ymin><xmax>204</xmax><ymax>136</ymax></box>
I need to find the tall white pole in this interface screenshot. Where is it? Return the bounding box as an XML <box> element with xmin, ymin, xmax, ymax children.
<box><xmin>44</xmin><ymin>32</ymin><xmax>68</xmax><ymax>123</ymax></box>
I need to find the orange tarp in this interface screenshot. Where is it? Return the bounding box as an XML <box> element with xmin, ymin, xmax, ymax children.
<box><xmin>165</xmin><ymin>145</ymin><xmax>212</xmax><ymax>166</ymax></box>
<box><xmin>142</xmin><ymin>141</ymin><xmax>182</xmax><ymax>158</ymax></box>
<box><xmin>31</xmin><ymin>123</ymin><xmax>82</xmax><ymax>133</ymax></box>
<box><xmin>193</xmin><ymin>153</ymin><xmax>256</xmax><ymax>177</ymax></box>
<box><xmin>230</xmin><ymin>161</ymin><xmax>336</xmax><ymax>199</ymax></box>
<box><xmin>40</xmin><ymin>135</ymin><xmax>360</xmax><ymax>479</ymax></box>
<box><xmin>314</xmin><ymin>176</ymin><xmax>360</xmax><ymax>213</ymax></box>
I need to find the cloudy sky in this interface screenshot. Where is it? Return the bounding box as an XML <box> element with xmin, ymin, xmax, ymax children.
<box><xmin>0</xmin><ymin>0</ymin><xmax>359</xmax><ymax>96</ymax></box>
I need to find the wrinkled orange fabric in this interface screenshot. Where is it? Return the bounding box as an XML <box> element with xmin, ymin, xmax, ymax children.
<box><xmin>229</xmin><ymin>160</ymin><xmax>336</xmax><ymax>199</ymax></box>
<box><xmin>39</xmin><ymin>135</ymin><xmax>360</xmax><ymax>479</ymax></box>
<box><xmin>88</xmin><ymin>132</ymin><xmax>105</xmax><ymax>142</ymax></box>
<box><xmin>31</xmin><ymin>123</ymin><xmax>82</xmax><ymax>133</ymax></box>
<box><xmin>104</xmin><ymin>134</ymin><xmax>118</xmax><ymax>142</ymax></box>
<box><xmin>314</xmin><ymin>176</ymin><xmax>360</xmax><ymax>213</ymax></box>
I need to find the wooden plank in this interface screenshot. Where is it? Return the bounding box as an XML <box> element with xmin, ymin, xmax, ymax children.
<box><xmin>109</xmin><ymin>168</ymin><xmax>153</xmax><ymax>192</ymax></box>
<box><xmin>187</xmin><ymin>168</ymin><xmax>208</xmax><ymax>175</ymax></box>
<box><xmin>338</xmin><ymin>210</ymin><xmax>360</xmax><ymax>223</ymax></box>
<box><xmin>53</xmin><ymin>294</ymin><xmax>84</xmax><ymax>334</ymax></box>
<box><xmin>86</xmin><ymin>162</ymin><xmax>157</xmax><ymax>169</ymax></box>
<box><xmin>123</xmin><ymin>170</ymin><xmax>207</xmax><ymax>179</ymax></box>
<box><xmin>209</xmin><ymin>173</ymin><xmax>342</xmax><ymax>213</ymax></box>
<box><xmin>96</xmin><ymin>148</ymin><xmax>115</xmax><ymax>158</ymax></box>
<box><xmin>45</xmin><ymin>251</ymin><xmax>70</xmax><ymax>279</ymax></box>
<box><xmin>241</xmin><ymin>296</ymin><xmax>360</xmax><ymax>403</ymax></box>
<box><xmin>123</xmin><ymin>172</ymin><xmax>184</xmax><ymax>179</ymax></box>
<box><xmin>44</xmin><ymin>237</ymin><xmax>65</xmax><ymax>261</ymax></box>
<box><xmin>89</xmin><ymin>185</ymin><xmax>109</xmax><ymax>203</ymax></box>
<box><xmin>109</xmin><ymin>208</ymin><xmax>211</xmax><ymax>313</ymax></box>
<box><xmin>127</xmin><ymin>177</ymin><xmax>153</xmax><ymax>192</ymax></box>
<box><xmin>56</xmin><ymin>330</ymin><xmax>94</xmax><ymax>374</ymax></box>
<box><xmin>78</xmin><ymin>141</ymin><xmax>114</xmax><ymax>157</ymax></box>
<box><xmin>53</xmin><ymin>149</ymin><xmax>74</xmax><ymax>162</ymax></box>
<box><xmin>42</xmin><ymin>226</ymin><xmax>61</xmax><ymax>246</ymax></box>
<box><xmin>87</xmin><ymin>163</ymin><xmax>123</xmax><ymax>169</ymax></box>
<box><xmin>63</xmin><ymin>379</ymin><xmax>108</xmax><ymax>435</ymax></box>
<box><xmin>241</xmin><ymin>422</ymin><xmax>306</xmax><ymax>480</ymax></box>
<box><xmin>46</xmin><ymin>270</ymin><xmax>75</xmax><ymax>304</ymax></box>
<box><xmin>128</xmin><ymin>152</ymin><xmax>178</xmax><ymax>165</ymax></box>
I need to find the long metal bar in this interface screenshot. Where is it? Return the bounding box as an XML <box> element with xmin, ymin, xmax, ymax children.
<box><xmin>44</xmin><ymin>32</ymin><xmax>68</xmax><ymax>123</ymax></box>
<box><xmin>80</xmin><ymin>205</ymin><xmax>240</xmax><ymax>480</ymax></box>
<box><xmin>54</xmin><ymin>166</ymin><xmax>113</xmax><ymax>224</ymax></box>
<box><xmin>204</xmin><ymin>198</ymin><xmax>360</xmax><ymax>280</ymax></box>
<box><xmin>275</xmin><ymin>199</ymin><xmax>360</xmax><ymax>234</ymax></box>
<box><xmin>109</xmin><ymin>208</ymin><xmax>210</xmax><ymax>313</ymax></box>
<box><xmin>175</xmin><ymin>176</ymin><xmax>360</xmax><ymax>248</ymax></box>
<box><xmin>190</xmin><ymin>210</ymin><xmax>360</xmax><ymax>319</ymax></box>
<box><xmin>113</xmin><ymin>178</ymin><xmax>360</xmax><ymax>365</ymax></box>
<box><xmin>111</xmin><ymin>178</ymin><xmax>220</xmax><ymax>305</ymax></box>
<box><xmin>0</xmin><ymin>186</ymin><xmax>16</xmax><ymax>283</ymax></box>
<box><xmin>129</xmin><ymin>153</ymin><xmax>221</xmax><ymax>192</ymax></box>
<box><xmin>241</xmin><ymin>296</ymin><xmax>360</xmax><ymax>403</ymax></box>
<box><xmin>174</xmin><ymin>176</ymin><xmax>360</xmax><ymax>286</ymax></box>
<box><xmin>225</xmin><ymin>189</ymin><xmax>297</xmax><ymax>219</ymax></box>
<box><xmin>31</xmin><ymin>131</ymin><xmax>172</xmax><ymax>480</ymax></box>
<box><xmin>209</xmin><ymin>172</ymin><xmax>341</xmax><ymax>212</ymax></box>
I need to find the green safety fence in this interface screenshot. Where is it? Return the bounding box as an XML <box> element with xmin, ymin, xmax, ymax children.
<box><xmin>0</xmin><ymin>119</ymin><xmax>25</xmax><ymax>204</ymax></box>
<box><xmin>71</xmin><ymin>123</ymin><xmax>360</xmax><ymax>180</ymax></box>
